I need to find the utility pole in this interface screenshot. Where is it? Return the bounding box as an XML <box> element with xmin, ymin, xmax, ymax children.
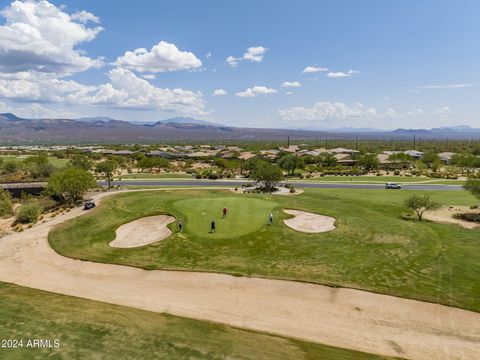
<box><xmin>287</xmin><ymin>136</ymin><xmax>290</xmax><ymax>148</ymax></box>
<box><xmin>324</xmin><ymin>136</ymin><xmax>328</xmax><ymax>149</ymax></box>
<box><xmin>355</xmin><ymin>136</ymin><xmax>358</xmax><ymax>151</ymax></box>
<box><xmin>413</xmin><ymin>134</ymin><xmax>416</xmax><ymax>150</ymax></box>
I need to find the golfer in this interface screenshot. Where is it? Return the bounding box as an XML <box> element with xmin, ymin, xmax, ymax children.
<box><xmin>211</xmin><ymin>219</ymin><xmax>216</xmax><ymax>233</ymax></box>
<box><xmin>178</xmin><ymin>219</ymin><xmax>183</xmax><ymax>232</ymax></box>
<box><xmin>269</xmin><ymin>213</ymin><xmax>273</xmax><ymax>225</ymax></box>
<box><xmin>222</xmin><ymin>207</ymin><xmax>228</xmax><ymax>218</ymax></box>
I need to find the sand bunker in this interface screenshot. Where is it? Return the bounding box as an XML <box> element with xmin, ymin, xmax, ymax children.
<box><xmin>283</xmin><ymin>209</ymin><xmax>336</xmax><ymax>233</ymax></box>
<box><xmin>109</xmin><ymin>215</ymin><xmax>175</xmax><ymax>248</ymax></box>
<box><xmin>424</xmin><ymin>205</ymin><xmax>480</xmax><ymax>229</ymax></box>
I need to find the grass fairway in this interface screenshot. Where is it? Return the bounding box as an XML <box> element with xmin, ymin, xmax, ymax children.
<box><xmin>0</xmin><ymin>282</ymin><xmax>390</xmax><ymax>360</ymax></box>
<box><xmin>49</xmin><ymin>188</ymin><xmax>480</xmax><ymax>312</ymax></box>
<box><xmin>174</xmin><ymin>196</ymin><xmax>276</xmax><ymax>238</ymax></box>
<box><xmin>0</xmin><ymin>156</ymin><xmax>69</xmax><ymax>169</ymax></box>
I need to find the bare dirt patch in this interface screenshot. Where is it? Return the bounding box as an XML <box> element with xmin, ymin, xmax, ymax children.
<box><xmin>424</xmin><ymin>206</ymin><xmax>480</xmax><ymax>230</ymax></box>
<box><xmin>109</xmin><ymin>215</ymin><xmax>176</xmax><ymax>248</ymax></box>
<box><xmin>283</xmin><ymin>209</ymin><xmax>336</xmax><ymax>233</ymax></box>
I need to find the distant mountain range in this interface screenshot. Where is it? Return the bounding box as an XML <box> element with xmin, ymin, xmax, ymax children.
<box><xmin>0</xmin><ymin>113</ymin><xmax>479</xmax><ymax>144</ymax></box>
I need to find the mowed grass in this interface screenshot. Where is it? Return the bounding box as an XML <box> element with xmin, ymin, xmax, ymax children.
<box><xmin>49</xmin><ymin>188</ymin><xmax>480</xmax><ymax>312</ymax></box>
<box><xmin>174</xmin><ymin>196</ymin><xmax>276</xmax><ymax>238</ymax></box>
<box><xmin>0</xmin><ymin>156</ymin><xmax>69</xmax><ymax>168</ymax></box>
<box><xmin>0</xmin><ymin>282</ymin><xmax>391</xmax><ymax>360</ymax></box>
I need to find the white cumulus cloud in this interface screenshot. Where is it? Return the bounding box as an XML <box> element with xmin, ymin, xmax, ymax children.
<box><xmin>71</xmin><ymin>10</ymin><xmax>100</xmax><ymax>24</ymax></box>
<box><xmin>302</xmin><ymin>66</ymin><xmax>328</xmax><ymax>73</ymax></box>
<box><xmin>281</xmin><ymin>81</ymin><xmax>301</xmax><ymax>88</ymax></box>
<box><xmin>279</xmin><ymin>101</ymin><xmax>377</xmax><ymax>121</ymax></box>
<box><xmin>0</xmin><ymin>101</ymin><xmax>79</xmax><ymax>119</ymax></box>
<box><xmin>326</xmin><ymin>70</ymin><xmax>359</xmax><ymax>78</ymax></box>
<box><xmin>243</xmin><ymin>46</ymin><xmax>267</xmax><ymax>62</ymax></box>
<box><xmin>236</xmin><ymin>86</ymin><xmax>277</xmax><ymax>98</ymax></box>
<box><xmin>115</xmin><ymin>40</ymin><xmax>202</xmax><ymax>73</ymax></box>
<box><xmin>227</xmin><ymin>46</ymin><xmax>267</xmax><ymax>67</ymax></box>
<box><xmin>226</xmin><ymin>55</ymin><xmax>238</xmax><ymax>67</ymax></box>
<box><xmin>213</xmin><ymin>89</ymin><xmax>227</xmax><ymax>96</ymax></box>
<box><xmin>0</xmin><ymin>0</ymin><xmax>104</xmax><ymax>74</ymax></box>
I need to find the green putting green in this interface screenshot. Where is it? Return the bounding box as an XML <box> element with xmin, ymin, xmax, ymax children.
<box><xmin>173</xmin><ymin>196</ymin><xmax>277</xmax><ymax>238</ymax></box>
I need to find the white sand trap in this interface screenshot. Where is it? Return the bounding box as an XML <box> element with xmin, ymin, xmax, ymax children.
<box><xmin>283</xmin><ymin>209</ymin><xmax>336</xmax><ymax>233</ymax></box>
<box><xmin>109</xmin><ymin>215</ymin><xmax>175</xmax><ymax>248</ymax></box>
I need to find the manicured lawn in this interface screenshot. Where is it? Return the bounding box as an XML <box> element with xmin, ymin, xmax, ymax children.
<box><xmin>0</xmin><ymin>156</ymin><xmax>69</xmax><ymax>169</ymax></box>
<box><xmin>0</xmin><ymin>282</ymin><xmax>390</xmax><ymax>360</ymax></box>
<box><xmin>174</xmin><ymin>196</ymin><xmax>276</xmax><ymax>238</ymax></box>
<box><xmin>49</xmin><ymin>188</ymin><xmax>480</xmax><ymax>312</ymax></box>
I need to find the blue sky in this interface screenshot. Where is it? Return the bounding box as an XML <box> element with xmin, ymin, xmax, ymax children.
<box><xmin>0</xmin><ymin>0</ymin><xmax>479</xmax><ymax>129</ymax></box>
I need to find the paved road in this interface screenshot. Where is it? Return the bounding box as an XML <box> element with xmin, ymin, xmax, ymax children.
<box><xmin>0</xmin><ymin>180</ymin><xmax>464</xmax><ymax>191</ymax></box>
<box><xmin>108</xmin><ymin>180</ymin><xmax>464</xmax><ymax>191</ymax></box>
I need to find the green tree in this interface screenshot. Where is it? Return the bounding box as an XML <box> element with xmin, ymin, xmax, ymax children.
<box><xmin>243</xmin><ymin>158</ymin><xmax>267</xmax><ymax>173</ymax></box>
<box><xmin>0</xmin><ymin>189</ymin><xmax>13</xmax><ymax>217</ymax></box>
<box><xmin>250</xmin><ymin>164</ymin><xmax>284</xmax><ymax>191</ymax></box>
<box><xmin>404</xmin><ymin>193</ymin><xmax>440</xmax><ymax>221</ymax></box>
<box><xmin>358</xmin><ymin>153</ymin><xmax>379</xmax><ymax>170</ymax></box>
<box><xmin>464</xmin><ymin>177</ymin><xmax>480</xmax><ymax>202</ymax></box>
<box><xmin>69</xmin><ymin>155</ymin><xmax>92</xmax><ymax>171</ymax></box>
<box><xmin>46</xmin><ymin>167</ymin><xmax>96</xmax><ymax>204</ymax></box>
<box><xmin>316</xmin><ymin>153</ymin><xmax>337</xmax><ymax>167</ymax></box>
<box><xmin>421</xmin><ymin>151</ymin><xmax>440</xmax><ymax>167</ymax></box>
<box><xmin>16</xmin><ymin>202</ymin><xmax>42</xmax><ymax>224</ymax></box>
<box><xmin>277</xmin><ymin>154</ymin><xmax>305</xmax><ymax>176</ymax></box>
<box><xmin>95</xmin><ymin>160</ymin><xmax>117</xmax><ymax>188</ymax></box>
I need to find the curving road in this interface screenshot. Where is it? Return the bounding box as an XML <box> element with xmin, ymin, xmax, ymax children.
<box><xmin>0</xmin><ymin>189</ymin><xmax>478</xmax><ymax>360</ymax></box>
<box><xmin>107</xmin><ymin>180</ymin><xmax>464</xmax><ymax>191</ymax></box>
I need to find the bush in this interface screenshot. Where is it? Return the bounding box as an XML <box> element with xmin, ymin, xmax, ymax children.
<box><xmin>289</xmin><ymin>186</ymin><xmax>296</xmax><ymax>193</ymax></box>
<box><xmin>0</xmin><ymin>189</ymin><xmax>13</xmax><ymax>217</ymax></box>
<box><xmin>453</xmin><ymin>213</ymin><xmax>480</xmax><ymax>223</ymax></box>
<box><xmin>16</xmin><ymin>202</ymin><xmax>42</xmax><ymax>224</ymax></box>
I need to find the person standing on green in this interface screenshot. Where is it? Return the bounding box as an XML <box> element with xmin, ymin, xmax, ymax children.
<box><xmin>211</xmin><ymin>219</ymin><xmax>216</xmax><ymax>233</ymax></box>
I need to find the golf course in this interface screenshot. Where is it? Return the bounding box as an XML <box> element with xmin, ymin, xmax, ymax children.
<box><xmin>1</xmin><ymin>187</ymin><xmax>479</xmax><ymax>359</ymax></box>
<box><xmin>48</xmin><ymin>188</ymin><xmax>480</xmax><ymax>312</ymax></box>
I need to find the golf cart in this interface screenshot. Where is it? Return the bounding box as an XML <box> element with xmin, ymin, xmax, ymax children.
<box><xmin>84</xmin><ymin>199</ymin><xmax>96</xmax><ymax>210</ymax></box>
<box><xmin>385</xmin><ymin>182</ymin><xmax>402</xmax><ymax>189</ymax></box>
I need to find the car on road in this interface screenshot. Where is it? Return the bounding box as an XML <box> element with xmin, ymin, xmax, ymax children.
<box><xmin>385</xmin><ymin>182</ymin><xmax>402</xmax><ymax>189</ymax></box>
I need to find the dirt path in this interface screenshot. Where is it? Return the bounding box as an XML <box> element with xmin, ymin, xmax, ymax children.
<box><xmin>0</xmin><ymin>189</ymin><xmax>479</xmax><ymax>360</ymax></box>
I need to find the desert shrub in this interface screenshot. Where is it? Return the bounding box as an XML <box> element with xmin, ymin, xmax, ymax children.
<box><xmin>0</xmin><ymin>189</ymin><xmax>13</xmax><ymax>217</ymax></box>
<box><xmin>16</xmin><ymin>202</ymin><xmax>42</xmax><ymax>224</ymax></box>
<box><xmin>289</xmin><ymin>186</ymin><xmax>296</xmax><ymax>193</ymax></box>
<box><xmin>453</xmin><ymin>213</ymin><xmax>480</xmax><ymax>223</ymax></box>
<box><xmin>393</xmin><ymin>170</ymin><xmax>400</xmax><ymax>175</ymax></box>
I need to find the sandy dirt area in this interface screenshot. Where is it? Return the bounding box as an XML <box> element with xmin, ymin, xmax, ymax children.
<box><xmin>0</xmin><ymin>189</ymin><xmax>479</xmax><ymax>359</ymax></box>
<box><xmin>109</xmin><ymin>215</ymin><xmax>175</xmax><ymax>248</ymax></box>
<box><xmin>424</xmin><ymin>205</ymin><xmax>480</xmax><ymax>229</ymax></box>
<box><xmin>283</xmin><ymin>209</ymin><xmax>336</xmax><ymax>233</ymax></box>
